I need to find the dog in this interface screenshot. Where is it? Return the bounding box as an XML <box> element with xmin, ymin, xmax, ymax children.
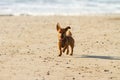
<box><xmin>56</xmin><ymin>23</ymin><xmax>75</xmax><ymax>56</ymax></box>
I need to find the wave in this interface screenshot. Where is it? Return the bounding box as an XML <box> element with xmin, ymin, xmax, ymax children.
<box><xmin>0</xmin><ymin>0</ymin><xmax>120</xmax><ymax>15</ymax></box>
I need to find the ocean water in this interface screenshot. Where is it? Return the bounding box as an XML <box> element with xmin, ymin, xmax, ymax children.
<box><xmin>0</xmin><ymin>0</ymin><xmax>120</xmax><ymax>15</ymax></box>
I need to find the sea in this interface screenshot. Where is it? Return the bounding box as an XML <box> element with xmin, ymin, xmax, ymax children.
<box><xmin>0</xmin><ymin>0</ymin><xmax>120</xmax><ymax>16</ymax></box>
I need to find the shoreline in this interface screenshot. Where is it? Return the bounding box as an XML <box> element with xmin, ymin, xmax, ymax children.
<box><xmin>0</xmin><ymin>13</ymin><xmax>120</xmax><ymax>17</ymax></box>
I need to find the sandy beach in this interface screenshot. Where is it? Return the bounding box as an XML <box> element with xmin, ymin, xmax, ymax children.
<box><xmin>0</xmin><ymin>15</ymin><xmax>120</xmax><ymax>80</ymax></box>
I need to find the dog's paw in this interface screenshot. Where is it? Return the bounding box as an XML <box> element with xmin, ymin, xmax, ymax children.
<box><xmin>66</xmin><ymin>52</ymin><xmax>69</xmax><ymax>55</ymax></box>
<box><xmin>63</xmin><ymin>50</ymin><xmax>65</xmax><ymax>53</ymax></box>
<box><xmin>58</xmin><ymin>54</ymin><xmax>62</xmax><ymax>57</ymax></box>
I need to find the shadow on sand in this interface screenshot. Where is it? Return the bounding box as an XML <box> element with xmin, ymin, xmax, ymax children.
<box><xmin>75</xmin><ymin>55</ymin><xmax>120</xmax><ymax>60</ymax></box>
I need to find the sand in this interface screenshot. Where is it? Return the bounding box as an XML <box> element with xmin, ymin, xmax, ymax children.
<box><xmin>0</xmin><ymin>15</ymin><xmax>120</xmax><ymax>80</ymax></box>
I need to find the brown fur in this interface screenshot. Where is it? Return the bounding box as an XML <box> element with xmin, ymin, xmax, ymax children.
<box><xmin>56</xmin><ymin>23</ymin><xmax>75</xmax><ymax>56</ymax></box>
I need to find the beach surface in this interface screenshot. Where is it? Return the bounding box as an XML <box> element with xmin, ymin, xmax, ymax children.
<box><xmin>0</xmin><ymin>15</ymin><xmax>120</xmax><ymax>80</ymax></box>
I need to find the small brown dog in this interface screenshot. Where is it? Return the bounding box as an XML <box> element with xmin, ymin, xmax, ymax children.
<box><xmin>56</xmin><ymin>23</ymin><xmax>75</xmax><ymax>56</ymax></box>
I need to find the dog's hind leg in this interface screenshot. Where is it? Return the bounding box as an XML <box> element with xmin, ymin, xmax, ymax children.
<box><xmin>70</xmin><ymin>48</ymin><xmax>73</xmax><ymax>56</ymax></box>
<box><xmin>70</xmin><ymin>45</ymin><xmax>74</xmax><ymax>56</ymax></box>
<box><xmin>66</xmin><ymin>47</ymin><xmax>69</xmax><ymax>55</ymax></box>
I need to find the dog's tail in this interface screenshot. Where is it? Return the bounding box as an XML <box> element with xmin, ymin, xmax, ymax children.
<box><xmin>65</xmin><ymin>26</ymin><xmax>71</xmax><ymax>31</ymax></box>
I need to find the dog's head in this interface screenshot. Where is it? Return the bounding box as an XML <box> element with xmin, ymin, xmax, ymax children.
<box><xmin>56</xmin><ymin>23</ymin><xmax>71</xmax><ymax>40</ymax></box>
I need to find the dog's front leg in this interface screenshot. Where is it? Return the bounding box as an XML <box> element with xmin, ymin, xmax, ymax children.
<box><xmin>58</xmin><ymin>47</ymin><xmax>62</xmax><ymax>56</ymax></box>
<box><xmin>63</xmin><ymin>45</ymin><xmax>69</xmax><ymax>55</ymax></box>
<box><xmin>58</xmin><ymin>42</ymin><xmax>62</xmax><ymax>56</ymax></box>
<box><xmin>63</xmin><ymin>46</ymin><xmax>67</xmax><ymax>53</ymax></box>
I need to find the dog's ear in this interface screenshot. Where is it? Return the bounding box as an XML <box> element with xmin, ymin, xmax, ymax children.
<box><xmin>56</xmin><ymin>23</ymin><xmax>61</xmax><ymax>31</ymax></box>
<box><xmin>65</xmin><ymin>26</ymin><xmax>71</xmax><ymax>31</ymax></box>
